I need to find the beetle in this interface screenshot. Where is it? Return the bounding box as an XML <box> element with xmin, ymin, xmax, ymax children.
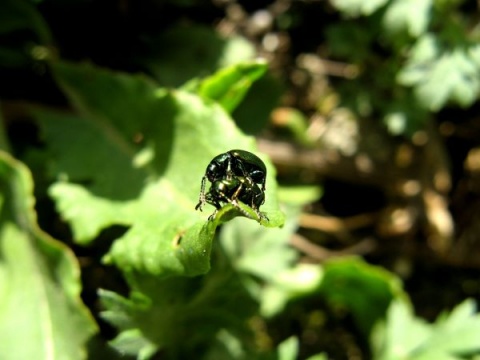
<box><xmin>195</xmin><ymin>149</ymin><xmax>267</xmax><ymax>212</ymax></box>
<box><xmin>203</xmin><ymin>175</ymin><xmax>266</xmax><ymax>220</ymax></box>
<box><xmin>195</xmin><ymin>150</ymin><xmax>267</xmax><ymax>221</ymax></box>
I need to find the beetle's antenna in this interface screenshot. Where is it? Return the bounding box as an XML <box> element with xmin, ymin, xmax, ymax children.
<box><xmin>195</xmin><ymin>176</ymin><xmax>207</xmax><ymax>211</ymax></box>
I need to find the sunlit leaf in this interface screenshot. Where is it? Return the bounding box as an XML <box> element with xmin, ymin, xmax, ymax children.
<box><xmin>219</xmin><ymin>207</ymin><xmax>313</xmax><ymax>316</ymax></box>
<box><xmin>33</xmin><ymin>60</ymin><xmax>283</xmax><ymax>278</ymax></box>
<box><xmin>398</xmin><ymin>34</ymin><xmax>480</xmax><ymax>110</ymax></box>
<box><xmin>276</xmin><ymin>337</ymin><xmax>299</xmax><ymax>360</ymax></box>
<box><xmin>371</xmin><ymin>299</ymin><xmax>430</xmax><ymax>360</ymax></box>
<box><xmin>382</xmin><ymin>0</ymin><xmax>433</xmax><ymax>36</ymax></box>
<box><xmin>0</xmin><ymin>151</ymin><xmax>97</xmax><ymax>360</ymax></box>
<box><xmin>372</xmin><ymin>299</ymin><xmax>480</xmax><ymax>359</ymax></box>
<box><xmin>423</xmin><ymin>300</ymin><xmax>480</xmax><ymax>355</ymax></box>
<box><xmin>198</xmin><ymin>60</ymin><xmax>268</xmax><ymax>113</ymax></box>
<box><xmin>99</xmin><ymin>258</ymin><xmax>258</xmax><ymax>358</ymax></box>
<box><xmin>330</xmin><ymin>0</ymin><xmax>389</xmax><ymax>16</ymax></box>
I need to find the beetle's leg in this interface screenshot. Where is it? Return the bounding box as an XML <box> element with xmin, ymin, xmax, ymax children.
<box><xmin>227</xmin><ymin>182</ymin><xmax>258</xmax><ymax>220</ymax></box>
<box><xmin>195</xmin><ymin>176</ymin><xmax>207</xmax><ymax>211</ymax></box>
<box><xmin>230</xmin><ymin>181</ymin><xmax>244</xmax><ymax>202</ymax></box>
<box><xmin>231</xmin><ymin>203</ymin><xmax>252</xmax><ymax>219</ymax></box>
<box><xmin>254</xmin><ymin>189</ymin><xmax>265</xmax><ymax>206</ymax></box>
<box><xmin>203</xmin><ymin>191</ymin><xmax>223</xmax><ymax>221</ymax></box>
<box><xmin>207</xmin><ymin>209</ymin><xmax>218</xmax><ymax>221</ymax></box>
<box><xmin>250</xmin><ymin>200</ymin><xmax>268</xmax><ymax>222</ymax></box>
<box><xmin>248</xmin><ymin>195</ymin><xmax>268</xmax><ymax>222</ymax></box>
<box><xmin>257</xmin><ymin>211</ymin><xmax>269</xmax><ymax>221</ymax></box>
<box><xmin>205</xmin><ymin>192</ymin><xmax>223</xmax><ymax>210</ymax></box>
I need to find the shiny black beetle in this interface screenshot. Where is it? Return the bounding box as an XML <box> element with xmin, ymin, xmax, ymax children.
<box><xmin>203</xmin><ymin>176</ymin><xmax>266</xmax><ymax>220</ymax></box>
<box><xmin>195</xmin><ymin>149</ymin><xmax>267</xmax><ymax>220</ymax></box>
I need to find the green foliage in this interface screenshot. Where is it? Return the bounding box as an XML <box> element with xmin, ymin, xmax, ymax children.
<box><xmin>198</xmin><ymin>60</ymin><xmax>268</xmax><ymax>113</ymax></box>
<box><xmin>382</xmin><ymin>0</ymin><xmax>432</xmax><ymax>37</ymax></box>
<box><xmin>219</xmin><ymin>208</ymin><xmax>322</xmax><ymax>318</ymax></box>
<box><xmin>34</xmin><ymin>60</ymin><xmax>284</xmax><ymax>278</ymax></box>
<box><xmin>398</xmin><ymin>34</ymin><xmax>480</xmax><ymax>111</ymax></box>
<box><xmin>30</xmin><ymin>58</ymin><xmax>284</xmax><ymax>358</ymax></box>
<box><xmin>319</xmin><ymin>257</ymin><xmax>406</xmax><ymax>335</ymax></box>
<box><xmin>372</xmin><ymin>298</ymin><xmax>480</xmax><ymax>359</ymax></box>
<box><xmin>98</xmin><ymin>255</ymin><xmax>262</xmax><ymax>358</ymax></box>
<box><xmin>328</xmin><ymin>0</ymin><xmax>480</xmax><ymax>134</ymax></box>
<box><xmin>0</xmin><ymin>151</ymin><xmax>97</xmax><ymax>359</ymax></box>
<box><xmin>330</xmin><ymin>0</ymin><xmax>389</xmax><ymax>17</ymax></box>
<box><xmin>97</xmin><ymin>199</ymin><xmax>297</xmax><ymax>357</ymax></box>
<box><xmin>0</xmin><ymin>0</ymin><xmax>51</xmax><ymax>67</ymax></box>
<box><xmin>139</xmin><ymin>25</ymin><xmax>256</xmax><ymax>87</ymax></box>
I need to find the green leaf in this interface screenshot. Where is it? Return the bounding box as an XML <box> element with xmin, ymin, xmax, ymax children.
<box><xmin>422</xmin><ymin>299</ymin><xmax>480</xmax><ymax>355</ymax></box>
<box><xmin>139</xmin><ymin>25</ymin><xmax>255</xmax><ymax>87</ymax></box>
<box><xmin>206</xmin><ymin>329</ymin><xmax>246</xmax><ymax>360</ymax></box>
<box><xmin>220</xmin><ymin>209</ymin><xmax>299</xmax><ymax>282</ymax></box>
<box><xmin>306</xmin><ymin>354</ymin><xmax>329</xmax><ymax>360</ymax></box>
<box><xmin>97</xmin><ymin>177</ymin><xmax>290</xmax><ymax>357</ymax></box>
<box><xmin>0</xmin><ymin>0</ymin><xmax>51</xmax><ymax>43</ymax></box>
<box><xmin>330</xmin><ymin>0</ymin><xmax>389</xmax><ymax>16</ymax></box>
<box><xmin>398</xmin><ymin>34</ymin><xmax>480</xmax><ymax>110</ymax></box>
<box><xmin>34</xmin><ymin>60</ymin><xmax>283</xmax><ymax>277</ymax></box>
<box><xmin>276</xmin><ymin>337</ymin><xmax>299</xmax><ymax>360</ymax></box>
<box><xmin>371</xmin><ymin>299</ymin><xmax>431</xmax><ymax>360</ymax></box>
<box><xmin>198</xmin><ymin>60</ymin><xmax>268</xmax><ymax>113</ymax></box>
<box><xmin>219</xmin><ymin>207</ymin><xmax>319</xmax><ymax>317</ymax></box>
<box><xmin>382</xmin><ymin>0</ymin><xmax>433</xmax><ymax>36</ymax></box>
<box><xmin>259</xmin><ymin>264</ymin><xmax>323</xmax><ymax>317</ymax></box>
<box><xmin>109</xmin><ymin>329</ymin><xmax>158</xmax><ymax>360</ymax></box>
<box><xmin>372</xmin><ymin>299</ymin><xmax>480</xmax><ymax>360</ymax></box>
<box><xmin>319</xmin><ymin>257</ymin><xmax>406</xmax><ymax>335</ymax></box>
<box><xmin>0</xmin><ymin>151</ymin><xmax>97</xmax><ymax>360</ymax></box>
<box><xmin>99</xmin><ymin>289</ymin><xmax>157</xmax><ymax>359</ymax></box>
<box><xmin>218</xmin><ymin>34</ymin><xmax>256</xmax><ymax>68</ymax></box>
<box><xmin>232</xmin><ymin>74</ymin><xmax>284</xmax><ymax>135</ymax></box>
<box><xmin>0</xmin><ymin>0</ymin><xmax>52</xmax><ymax>68</ymax></box>
<box><xmin>99</xmin><ymin>263</ymin><xmax>257</xmax><ymax>358</ymax></box>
